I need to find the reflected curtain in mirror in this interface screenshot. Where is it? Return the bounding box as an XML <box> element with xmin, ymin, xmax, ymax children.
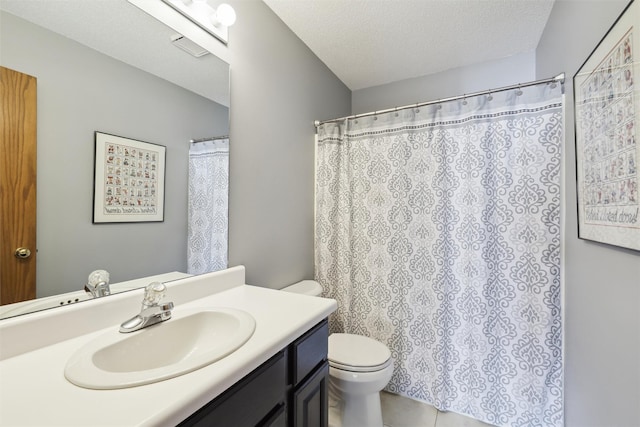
<box><xmin>187</xmin><ymin>138</ymin><xmax>229</xmax><ymax>274</ymax></box>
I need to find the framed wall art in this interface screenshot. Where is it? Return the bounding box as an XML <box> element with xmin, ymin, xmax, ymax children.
<box><xmin>574</xmin><ymin>0</ymin><xmax>640</xmax><ymax>251</ymax></box>
<box><xmin>93</xmin><ymin>132</ymin><xmax>166</xmax><ymax>223</ymax></box>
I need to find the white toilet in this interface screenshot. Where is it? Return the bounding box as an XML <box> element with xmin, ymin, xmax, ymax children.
<box><xmin>282</xmin><ymin>280</ymin><xmax>394</xmax><ymax>427</ymax></box>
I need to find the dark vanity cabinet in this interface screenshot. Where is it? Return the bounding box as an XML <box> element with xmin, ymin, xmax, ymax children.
<box><xmin>179</xmin><ymin>319</ymin><xmax>329</xmax><ymax>427</ymax></box>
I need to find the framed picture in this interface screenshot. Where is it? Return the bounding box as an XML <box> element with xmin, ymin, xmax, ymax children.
<box><xmin>574</xmin><ymin>0</ymin><xmax>640</xmax><ymax>251</ymax></box>
<box><xmin>93</xmin><ymin>132</ymin><xmax>166</xmax><ymax>223</ymax></box>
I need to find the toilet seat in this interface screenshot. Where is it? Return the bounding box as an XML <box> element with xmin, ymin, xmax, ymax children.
<box><xmin>328</xmin><ymin>333</ymin><xmax>391</xmax><ymax>373</ymax></box>
<box><xmin>329</xmin><ymin>358</ymin><xmax>392</xmax><ymax>373</ymax></box>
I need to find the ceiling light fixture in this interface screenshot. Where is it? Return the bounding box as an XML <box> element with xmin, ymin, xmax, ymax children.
<box><xmin>161</xmin><ymin>0</ymin><xmax>236</xmax><ymax>45</ymax></box>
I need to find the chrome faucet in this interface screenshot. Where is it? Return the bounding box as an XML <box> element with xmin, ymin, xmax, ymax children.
<box><xmin>119</xmin><ymin>282</ymin><xmax>174</xmax><ymax>333</ymax></box>
<box><xmin>84</xmin><ymin>269</ymin><xmax>111</xmax><ymax>298</ymax></box>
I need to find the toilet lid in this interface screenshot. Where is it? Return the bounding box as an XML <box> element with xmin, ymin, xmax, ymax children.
<box><xmin>328</xmin><ymin>333</ymin><xmax>391</xmax><ymax>372</ymax></box>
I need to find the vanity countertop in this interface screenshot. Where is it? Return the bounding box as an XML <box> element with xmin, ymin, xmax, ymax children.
<box><xmin>0</xmin><ymin>267</ymin><xmax>336</xmax><ymax>426</ymax></box>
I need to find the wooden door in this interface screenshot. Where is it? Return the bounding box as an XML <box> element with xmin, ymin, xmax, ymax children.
<box><xmin>0</xmin><ymin>66</ymin><xmax>37</xmax><ymax>305</ymax></box>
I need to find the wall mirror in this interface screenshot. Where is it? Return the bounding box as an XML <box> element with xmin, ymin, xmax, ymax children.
<box><xmin>0</xmin><ymin>0</ymin><xmax>230</xmax><ymax>319</ymax></box>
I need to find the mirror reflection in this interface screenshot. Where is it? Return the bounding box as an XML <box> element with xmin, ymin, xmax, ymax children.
<box><xmin>0</xmin><ymin>0</ymin><xmax>230</xmax><ymax>319</ymax></box>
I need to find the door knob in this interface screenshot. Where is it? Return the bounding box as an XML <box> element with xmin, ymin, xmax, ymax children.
<box><xmin>14</xmin><ymin>247</ymin><xmax>32</xmax><ymax>259</ymax></box>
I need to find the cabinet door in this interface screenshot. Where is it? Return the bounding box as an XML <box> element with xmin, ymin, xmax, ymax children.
<box><xmin>293</xmin><ymin>361</ymin><xmax>329</xmax><ymax>427</ymax></box>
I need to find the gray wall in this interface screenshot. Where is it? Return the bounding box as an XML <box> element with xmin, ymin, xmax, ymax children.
<box><xmin>225</xmin><ymin>0</ymin><xmax>351</xmax><ymax>288</ymax></box>
<box><xmin>1</xmin><ymin>12</ymin><xmax>229</xmax><ymax>296</ymax></box>
<box><xmin>536</xmin><ymin>1</ymin><xmax>640</xmax><ymax>426</ymax></box>
<box><xmin>352</xmin><ymin>51</ymin><xmax>535</xmax><ymax>114</ymax></box>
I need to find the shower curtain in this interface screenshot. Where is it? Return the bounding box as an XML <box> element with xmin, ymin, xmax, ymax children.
<box><xmin>315</xmin><ymin>83</ymin><xmax>563</xmax><ymax>427</ymax></box>
<box><xmin>187</xmin><ymin>138</ymin><xmax>229</xmax><ymax>274</ymax></box>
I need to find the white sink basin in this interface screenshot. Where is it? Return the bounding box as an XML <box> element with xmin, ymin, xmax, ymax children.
<box><xmin>64</xmin><ymin>307</ymin><xmax>256</xmax><ymax>389</ymax></box>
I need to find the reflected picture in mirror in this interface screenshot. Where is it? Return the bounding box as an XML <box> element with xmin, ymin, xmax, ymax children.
<box><xmin>0</xmin><ymin>0</ymin><xmax>230</xmax><ymax>319</ymax></box>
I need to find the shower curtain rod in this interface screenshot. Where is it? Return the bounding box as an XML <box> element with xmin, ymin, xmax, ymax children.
<box><xmin>190</xmin><ymin>135</ymin><xmax>229</xmax><ymax>143</ymax></box>
<box><xmin>314</xmin><ymin>73</ymin><xmax>565</xmax><ymax>128</ymax></box>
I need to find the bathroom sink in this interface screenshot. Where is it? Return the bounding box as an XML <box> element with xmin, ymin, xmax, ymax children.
<box><xmin>64</xmin><ymin>307</ymin><xmax>256</xmax><ymax>389</ymax></box>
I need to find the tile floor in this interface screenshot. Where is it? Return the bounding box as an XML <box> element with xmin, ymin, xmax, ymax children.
<box><xmin>329</xmin><ymin>391</ymin><xmax>496</xmax><ymax>427</ymax></box>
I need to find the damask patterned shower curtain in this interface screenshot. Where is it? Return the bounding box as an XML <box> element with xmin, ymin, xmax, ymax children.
<box><xmin>187</xmin><ymin>138</ymin><xmax>229</xmax><ymax>274</ymax></box>
<box><xmin>315</xmin><ymin>83</ymin><xmax>563</xmax><ymax>427</ymax></box>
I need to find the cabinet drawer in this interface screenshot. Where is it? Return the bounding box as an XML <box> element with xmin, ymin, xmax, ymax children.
<box><xmin>290</xmin><ymin>319</ymin><xmax>328</xmax><ymax>386</ymax></box>
<box><xmin>259</xmin><ymin>402</ymin><xmax>287</xmax><ymax>427</ymax></box>
<box><xmin>179</xmin><ymin>351</ymin><xmax>286</xmax><ymax>427</ymax></box>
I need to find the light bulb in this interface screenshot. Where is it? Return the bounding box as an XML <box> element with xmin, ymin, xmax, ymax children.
<box><xmin>213</xmin><ymin>3</ymin><xmax>236</xmax><ymax>27</ymax></box>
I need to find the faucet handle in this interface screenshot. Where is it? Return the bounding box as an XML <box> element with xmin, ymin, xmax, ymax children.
<box><xmin>143</xmin><ymin>282</ymin><xmax>167</xmax><ymax>307</ymax></box>
<box><xmin>85</xmin><ymin>269</ymin><xmax>111</xmax><ymax>297</ymax></box>
<box><xmin>87</xmin><ymin>269</ymin><xmax>110</xmax><ymax>286</ymax></box>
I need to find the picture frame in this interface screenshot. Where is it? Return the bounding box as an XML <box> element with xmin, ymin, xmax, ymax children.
<box><xmin>93</xmin><ymin>132</ymin><xmax>166</xmax><ymax>223</ymax></box>
<box><xmin>573</xmin><ymin>0</ymin><xmax>640</xmax><ymax>251</ymax></box>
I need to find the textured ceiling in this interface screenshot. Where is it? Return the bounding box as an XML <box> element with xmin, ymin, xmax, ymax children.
<box><xmin>263</xmin><ymin>0</ymin><xmax>555</xmax><ymax>91</ymax></box>
<box><xmin>0</xmin><ymin>0</ymin><xmax>229</xmax><ymax>106</ymax></box>
<box><xmin>1</xmin><ymin>0</ymin><xmax>555</xmax><ymax>99</ymax></box>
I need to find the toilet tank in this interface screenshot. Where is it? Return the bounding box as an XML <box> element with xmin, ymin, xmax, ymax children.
<box><xmin>281</xmin><ymin>280</ymin><xmax>322</xmax><ymax>296</ymax></box>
